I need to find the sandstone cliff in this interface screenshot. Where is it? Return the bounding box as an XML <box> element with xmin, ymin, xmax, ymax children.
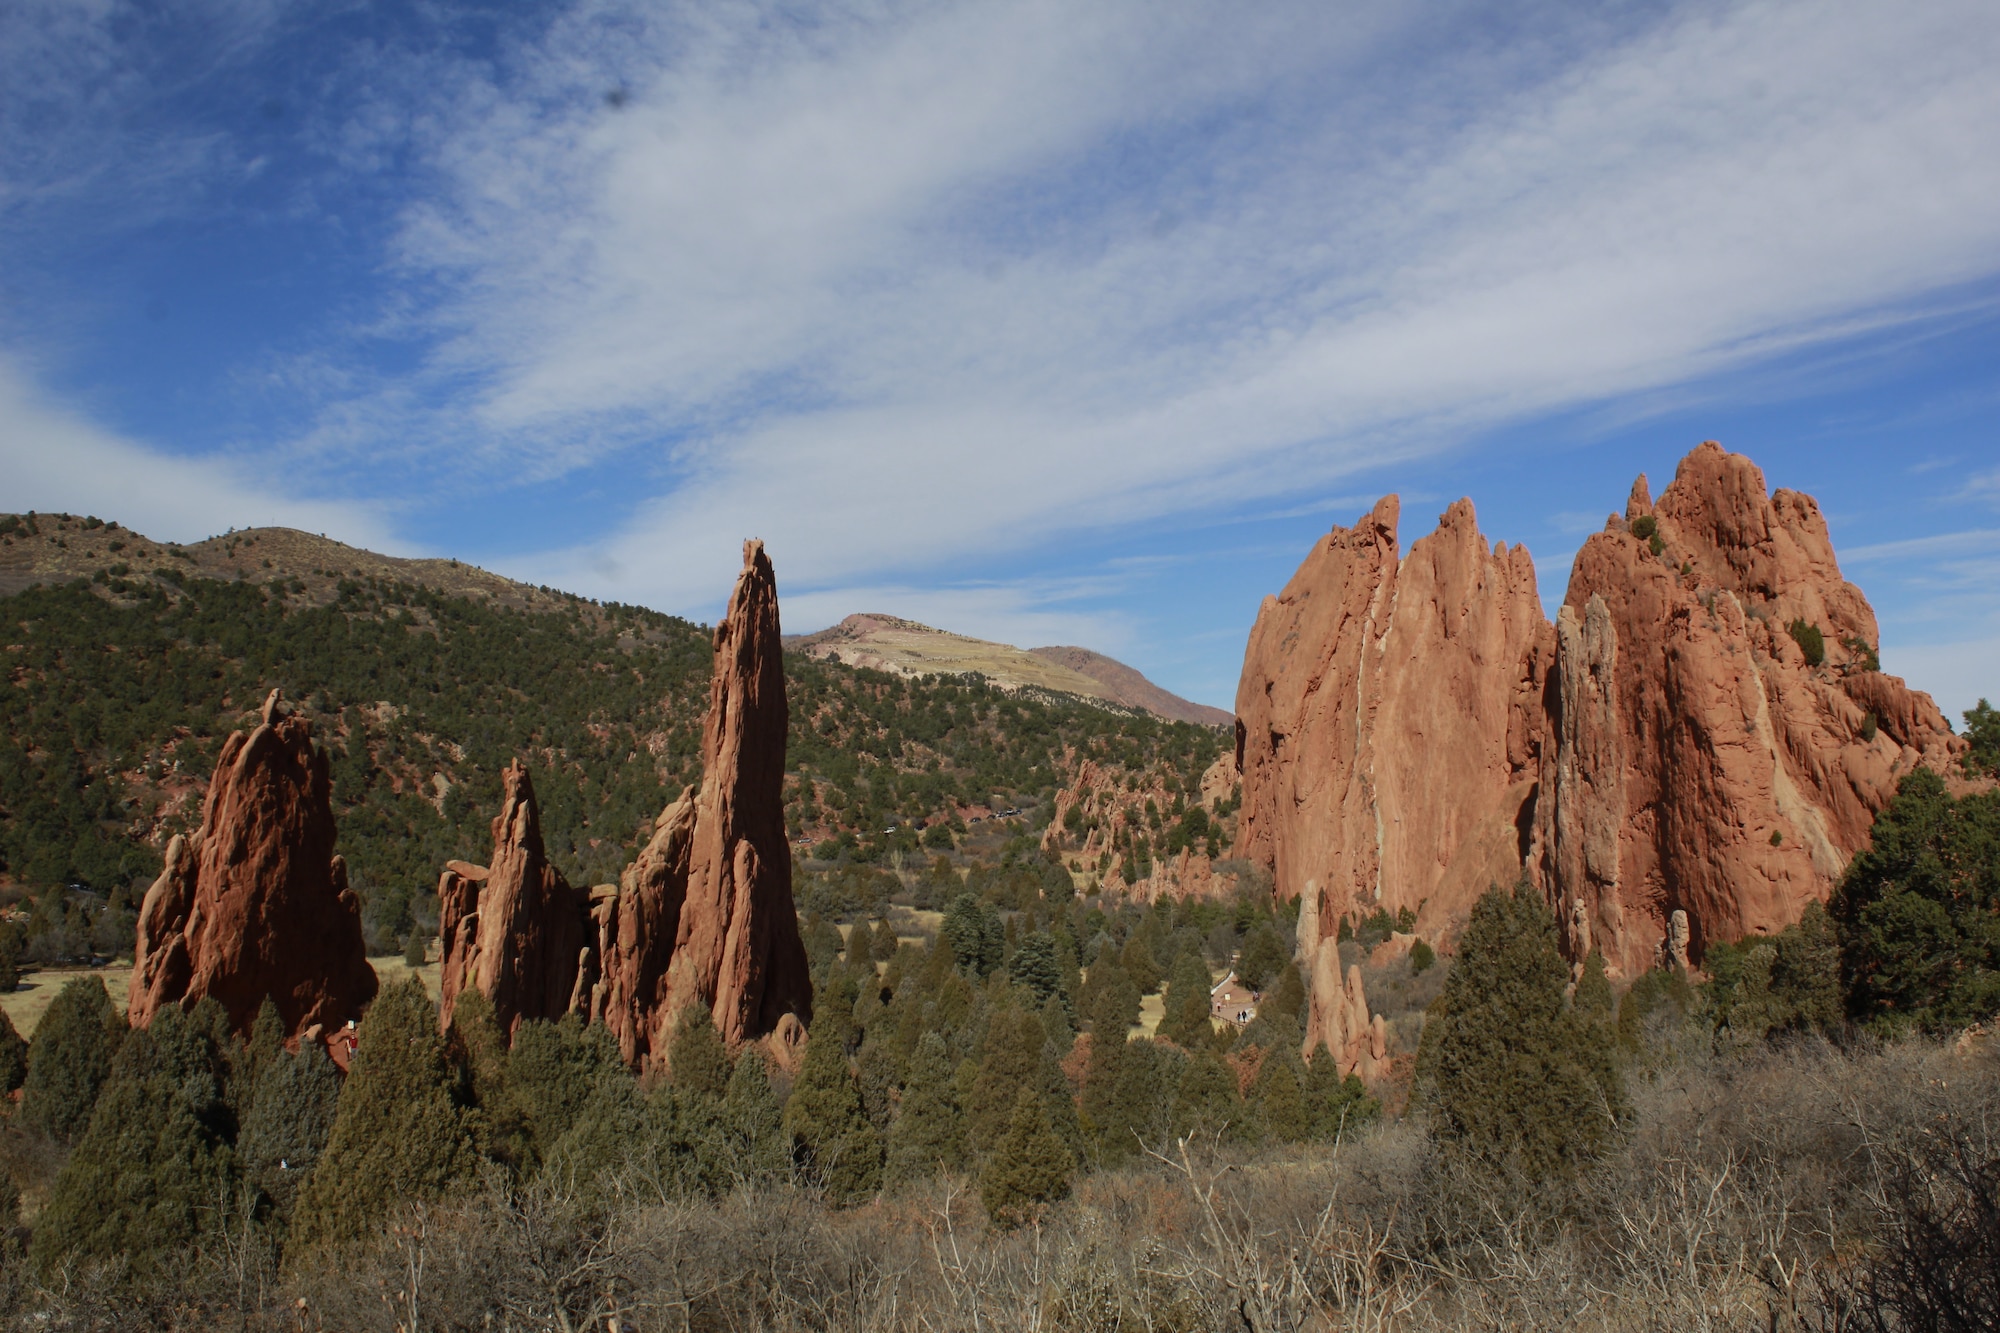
<box><xmin>128</xmin><ymin>690</ymin><xmax>376</xmax><ymax>1039</ymax></box>
<box><xmin>1532</xmin><ymin>443</ymin><xmax>1963</xmax><ymax>974</ymax></box>
<box><xmin>436</xmin><ymin>760</ymin><xmax>592</xmax><ymax>1038</ymax></box>
<box><xmin>1231</xmin><ymin>496</ymin><xmax>1549</xmax><ymax>1059</ymax></box>
<box><xmin>584</xmin><ymin>541</ymin><xmax>813</xmax><ymax>1070</ymax></box>
<box><xmin>1235</xmin><ymin>443</ymin><xmax>1963</xmax><ymax>1005</ymax></box>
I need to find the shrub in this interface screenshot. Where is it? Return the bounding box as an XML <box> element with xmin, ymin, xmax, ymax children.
<box><xmin>1629</xmin><ymin>515</ymin><xmax>1657</xmax><ymax>540</ymax></box>
<box><xmin>1964</xmin><ymin>699</ymin><xmax>2000</xmax><ymax>777</ymax></box>
<box><xmin>980</xmin><ymin>1088</ymin><xmax>1073</xmax><ymax>1229</ymax></box>
<box><xmin>22</xmin><ymin>976</ymin><xmax>125</xmax><ymax>1141</ymax></box>
<box><xmin>1409</xmin><ymin>938</ymin><xmax>1436</xmax><ymax>974</ymax></box>
<box><xmin>1788</xmin><ymin>619</ymin><xmax>1826</xmax><ymax>667</ymax></box>
<box><xmin>1831</xmin><ymin>770</ymin><xmax>2000</xmax><ymax>1033</ymax></box>
<box><xmin>1413</xmin><ymin>882</ymin><xmax>1624</xmax><ymax>1185</ymax></box>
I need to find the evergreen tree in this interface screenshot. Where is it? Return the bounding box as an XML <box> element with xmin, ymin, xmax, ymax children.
<box><xmin>292</xmin><ymin>978</ymin><xmax>479</xmax><ymax>1247</ymax></box>
<box><xmin>23</xmin><ymin>974</ymin><xmax>124</xmax><ymax>1141</ymax></box>
<box><xmin>1011</xmin><ymin>934</ymin><xmax>1065</xmax><ymax>1012</ymax></box>
<box><xmin>720</xmin><ymin>1046</ymin><xmax>791</xmax><ymax>1187</ymax></box>
<box><xmin>545</xmin><ymin>1059</ymin><xmax>645</xmax><ymax>1185</ymax></box>
<box><xmin>237</xmin><ymin>1039</ymin><xmax>342</xmax><ymax>1232</ymax></box>
<box><xmin>667</xmin><ymin>1001</ymin><xmax>733</xmax><ymax>1102</ymax></box>
<box><xmin>1120</xmin><ymin>932</ymin><xmax>1164</xmax><ymax>995</ymax></box>
<box><xmin>1158</xmin><ymin>952</ymin><xmax>1214</xmax><ymax>1047</ymax></box>
<box><xmin>1265</xmin><ymin>962</ymin><xmax>1306</xmax><ymax>1027</ymax></box>
<box><xmin>1170</xmin><ymin>1048</ymin><xmax>1243</xmax><ymax>1142</ymax></box>
<box><xmin>504</xmin><ymin>1015</ymin><xmax>624</xmax><ymax>1172</ymax></box>
<box><xmin>966</xmin><ymin>1007</ymin><xmax>1047</xmax><ymax>1153</ymax></box>
<box><xmin>0</xmin><ymin>919</ymin><xmax>21</xmax><ymax>993</ymax></box>
<box><xmin>31</xmin><ymin>1004</ymin><xmax>234</xmax><ymax>1282</ymax></box>
<box><xmin>1413</xmin><ymin>883</ymin><xmax>1625</xmax><ymax>1185</ymax></box>
<box><xmin>1255</xmin><ymin>1048</ymin><xmax>1309</xmax><ymax>1143</ymax></box>
<box><xmin>1831</xmin><ymin>770</ymin><xmax>2000</xmax><ymax>1033</ymax></box>
<box><xmin>871</xmin><ymin>918</ymin><xmax>900</xmax><ymax>962</ymax></box>
<box><xmin>979</xmin><ymin>1088</ymin><xmax>1073</xmax><ymax>1229</ymax></box>
<box><xmin>783</xmin><ymin>1005</ymin><xmax>882</xmax><ymax>1206</ymax></box>
<box><xmin>0</xmin><ymin>1007</ymin><xmax>26</xmax><ymax>1094</ymax></box>
<box><xmin>1302</xmin><ymin>1051</ymin><xmax>1377</xmax><ymax>1141</ymax></box>
<box><xmin>886</xmin><ymin>1031</ymin><xmax>965</xmax><ymax>1185</ymax></box>
<box><xmin>1235</xmin><ymin>922</ymin><xmax>1289</xmax><ymax>990</ymax></box>
<box><xmin>1705</xmin><ymin>904</ymin><xmax>1844</xmax><ymax>1042</ymax></box>
<box><xmin>236</xmin><ymin>998</ymin><xmax>287</xmax><ymax>1109</ymax></box>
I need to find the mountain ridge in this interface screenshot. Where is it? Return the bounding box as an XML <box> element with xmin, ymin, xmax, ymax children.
<box><xmin>787</xmin><ymin>612</ymin><xmax>1230</xmax><ymax>726</ymax></box>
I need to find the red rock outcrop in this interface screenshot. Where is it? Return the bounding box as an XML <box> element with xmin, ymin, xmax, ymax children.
<box><xmin>1531</xmin><ymin>443</ymin><xmax>1964</xmax><ymax>974</ymax></box>
<box><xmin>590</xmin><ymin>541</ymin><xmax>813</xmax><ymax>1069</ymax></box>
<box><xmin>1235</xmin><ymin>442</ymin><xmax>1966</xmax><ymax>997</ymax></box>
<box><xmin>1231</xmin><ymin>496</ymin><xmax>1549</xmax><ymax>1059</ymax></box>
<box><xmin>128</xmin><ymin>690</ymin><xmax>376</xmax><ymax>1040</ymax></box>
<box><xmin>436</xmin><ymin>760</ymin><xmax>593</xmax><ymax>1038</ymax></box>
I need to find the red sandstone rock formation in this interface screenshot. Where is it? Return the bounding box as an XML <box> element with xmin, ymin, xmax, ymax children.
<box><xmin>1234</xmin><ymin>443</ymin><xmax>1964</xmax><ymax>1004</ymax></box>
<box><xmin>1040</xmin><ymin>752</ymin><xmax>1239</xmax><ymax>900</ymax></box>
<box><xmin>1532</xmin><ymin>443</ymin><xmax>1963</xmax><ymax>974</ymax></box>
<box><xmin>1231</xmin><ymin>495</ymin><xmax>1548</xmax><ymax>1058</ymax></box>
<box><xmin>436</xmin><ymin>760</ymin><xmax>591</xmax><ymax>1038</ymax></box>
<box><xmin>587</xmin><ymin>541</ymin><xmax>813</xmax><ymax>1069</ymax></box>
<box><xmin>128</xmin><ymin>690</ymin><xmax>376</xmax><ymax>1040</ymax></box>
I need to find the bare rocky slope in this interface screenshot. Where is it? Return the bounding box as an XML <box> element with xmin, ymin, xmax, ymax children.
<box><xmin>791</xmin><ymin>613</ymin><xmax>1229</xmax><ymax>725</ymax></box>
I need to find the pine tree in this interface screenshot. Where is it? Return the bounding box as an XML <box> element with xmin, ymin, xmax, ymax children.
<box><xmin>505</xmin><ymin>1015</ymin><xmax>624</xmax><ymax>1172</ymax></box>
<box><xmin>966</xmin><ymin>1007</ymin><xmax>1047</xmax><ymax>1152</ymax></box>
<box><xmin>237</xmin><ymin>1039</ymin><xmax>342</xmax><ymax>1231</ymax></box>
<box><xmin>23</xmin><ymin>975</ymin><xmax>125</xmax><ymax>1142</ymax></box>
<box><xmin>1265</xmin><ymin>962</ymin><xmax>1306</xmax><ymax>1026</ymax></box>
<box><xmin>979</xmin><ymin>1088</ymin><xmax>1073</xmax><ymax>1229</ymax></box>
<box><xmin>31</xmin><ymin>1004</ymin><xmax>234</xmax><ymax>1282</ymax></box>
<box><xmin>1302</xmin><ymin>1052</ymin><xmax>1377</xmax><ymax>1141</ymax></box>
<box><xmin>1010</xmin><ymin>934</ymin><xmax>1064</xmax><ymax>1011</ymax></box>
<box><xmin>719</xmin><ymin>1046</ymin><xmax>790</xmax><ymax>1186</ymax></box>
<box><xmin>236</xmin><ymin>997</ymin><xmax>287</xmax><ymax>1108</ymax></box>
<box><xmin>1121</xmin><ymin>932</ymin><xmax>1164</xmax><ymax>995</ymax></box>
<box><xmin>871</xmin><ymin>919</ymin><xmax>900</xmax><ymax>962</ymax></box>
<box><xmin>783</xmin><ymin>1005</ymin><xmax>882</xmax><ymax>1206</ymax></box>
<box><xmin>0</xmin><ymin>1006</ymin><xmax>26</xmax><ymax>1094</ymax></box>
<box><xmin>1255</xmin><ymin>1047</ymin><xmax>1309</xmax><ymax>1143</ymax></box>
<box><xmin>1235</xmin><ymin>922</ymin><xmax>1289</xmax><ymax>990</ymax></box>
<box><xmin>292</xmin><ymin>978</ymin><xmax>479</xmax><ymax>1247</ymax></box>
<box><xmin>667</xmin><ymin>1001</ymin><xmax>733</xmax><ymax>1102</ymax></box>
<box><xmin>1413</xmin><ymin>883</ymin><xmax>1624</xmax><ymax>1185</ymax></box>
<box><xmin>886</xmin><ymin>1031</ymin><xmax>965</xmax><ymax>1185</ymax></box>
<box><xmin>1171</xmin><ymin>1048</ymin><xmax>1242</xmax><ymax>1142</ymax></box>
<box><xmin>1158</xmin><ymin>952</ymin><xmax>1214</xmax><ymax>1047</ymax></box>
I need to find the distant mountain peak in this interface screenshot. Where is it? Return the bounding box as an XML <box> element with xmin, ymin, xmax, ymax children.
<box><xmin>787</xmin><ymin>614</ymin><xmax>1230</xmax><ymax>726</ymax></box>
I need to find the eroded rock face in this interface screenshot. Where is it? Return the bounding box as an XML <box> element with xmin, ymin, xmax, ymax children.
<box><xmin>591</xmin><ymin>785</ymin><xmax>696</xmax><ymax>1066</ymax></box>
<box><xmin>1232</xmin><ymin>498</ymin><xmax>1548</xmax><ymax>1062</ymax></box>
<box><xmin>128</xmin><ymin>690</ymin><xmax>376</xmax><ymax>1040</ymax></box>
<box><xmin>436</xmin><ymin>760</ymin><xmax>591</xmax><ymax>1039</ymax></box>
<box><xmin>1531</xmin><ymin>442</ymin><xmax>1963</xmax><ymax>974</ymax></box>
<box><xmin>656</xmin><ymin>540</ymin><xmax>813</xmax><ymax>1048</ymax></box>
<box><xmin>1235</xmin><ymin>442</ymin><xmax>1965</xmax><ymax>999</ymax></box>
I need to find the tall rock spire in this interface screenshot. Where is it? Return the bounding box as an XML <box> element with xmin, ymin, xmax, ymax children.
<box><xmin>129</xmin><ymin>689</ymin><xmax>376</xmax><ymax>1039</ymax></box>
<box><xmin>436</xmin><ymin>760</ymin><xmax>591</xmax><ymax>1039</ymax></box>
<box><xmin>589</xmin><ymin>540</ymin><xmax>812</xmax><ymax>1070</ymax></box>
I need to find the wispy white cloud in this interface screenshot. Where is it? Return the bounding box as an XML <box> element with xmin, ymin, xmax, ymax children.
<box><xmin>0</xmin><ymin>358</ymin><xmax>398</xmax><ymax>547</ymax></box>
<box><xmin>350</xmin><ymin>0</ymin><xmax>2000</xmax><ymax>615</ymax></box>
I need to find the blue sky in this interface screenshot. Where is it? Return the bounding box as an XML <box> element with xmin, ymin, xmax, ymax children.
<box><xmin>3</xmin><ymin>0</ymin><xmax>1996</xmax><ymax>718</ymax></box>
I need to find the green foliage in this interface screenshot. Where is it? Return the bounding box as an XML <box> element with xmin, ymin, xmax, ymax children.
<box><xmin>719</xmin><ymin>1049</ymin><xmax>791</xmax><ymax>1187</ymax></box>
<box><xmin>979</xmin><ymin>1088</ymin><xmax>1073</xmax><ymax>1229</ymax></box>
<box><xmin>31</xmin><ymin>1004</ymin><xmax>235</xmax><ymax>1282</ymax></box>
<box><xmin>1414</xmin><ymin>883</ymin><xmax>1625</xmax><ymax>1185</ymax></box>
<box><xmin>1615</xmin><ymin>968</ymin><xmax>1695</xmax><ymax>1064</ymax></box>
<box><xmin>784</xmin><ymin>1006</ymin><xmax>882</xmax><ymax>1206</ymax></box>
<box><xmin>1409</xmin><ymin>938</ymin><xmax>1436</xmax><ymax>974</ymax></box>
<box><xmin>0</xmin><ymin>920</ymin><xmax>20</xmax><ymax>992</ymax></box>
<box><xmin>236</xmin><ymin>1040</ymin><xmax>342</xmax><ymax>1232</ymax></box>
<box><xmin>22</xmin><ymin>975</ymin><xmax>124</xmax><ymax>1141</ymax></box>
<box><xmin>1703</xmin><ymin>903</ymin><xmax>1844</xmax><ymax>1041</ymax></box>
<box><xmin>1255</xmin><ymin>1050</ymin><xmax>1309</xmax><ymax>1143</ymax></box>
<box><xmin>667</xmin><ymin>1001</ymin><xmax>733</xmax><ymax>1102</ymax></box>
<box><xmin>1234</xmin><ymin>921</ymin><xmax>1288</xmax><ymax>990</ymax></box>
<box><xmin>1964</xmin><ymin>699</ymin><xmax>2000</xmax><ymax>778</ymax></box>
<box><xmin>498</xmin><ymin>1015</ymin><xmax>626</xmax><ymax>1175</ymax></box>
<box><xmin>1788</xmin><ymin>618</ymin><xmax>1826</xmax><ymax>667</ymax></box>
<box><xmin>1629</xmin><ymin>515</ymin><xmax>1657</xmax><ymax>541</ymax></box>
<box><xmin>1170</xmin><ymin>1048</ymin><xmax>1244</xmax><ymax>1142</ymax></box>
<box><xmin>1831</xmin><ymin>770</ymin><xmax>2000</xmax><ymax>1034</ymax></box>
<box><xmin>402</xmin><ymin>930</ymin><xmax>427</xmax><ymax>968</ymax></box>
<box><xmin>1010</xmin><ymin>934</ymin><xmax>1065</xmax><ymax>1014</ymax></box>
<box><xmin>968</xmin><ymin>1007</ymin><xmax>1049</xmax><ymax>1153</ymax></box>
<box><xmin>1158</xmin><ymin>952</ymin><xmax>1214</xmax><ymax>1047</ymax></box>
<box><xmin>1301</xmin><ymin>1054</ymin><xmax>1377</xmax><ymax>1141</ymax></box>
<box><xmin>942</xmin><ymin>893</ymin><xmax>1004</xmax><ymax>976</ymax></box>
<box><xmin>887</xmin><ymin>1031</ymin><xmax>965</xmax><ymax>1185</ymax></box>
<box><xmin>0</xmin><ymin>1007</ymin><xmax>25</xmax><ymax>1093</ymax></box>
<box><xmin>1119</xmin><ymin>932</ymin><xmax>1164</xmax><ymax>995</ymax></box>
<box><xmin>292</xmin><ymin>978</ymin><xmax>478</xmax><ymax>1247</ymax></box>
<box><xmin>1264</xmin><ymin>962</ymin><xmax>1305</xmax><ymax>1025</ymax></box>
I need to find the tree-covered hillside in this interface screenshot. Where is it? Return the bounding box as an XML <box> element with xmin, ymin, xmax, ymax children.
<box><xmin>0</xmin><ymin>569</ymin><xmax>1225</xmax><ymax>956</ymax></box>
